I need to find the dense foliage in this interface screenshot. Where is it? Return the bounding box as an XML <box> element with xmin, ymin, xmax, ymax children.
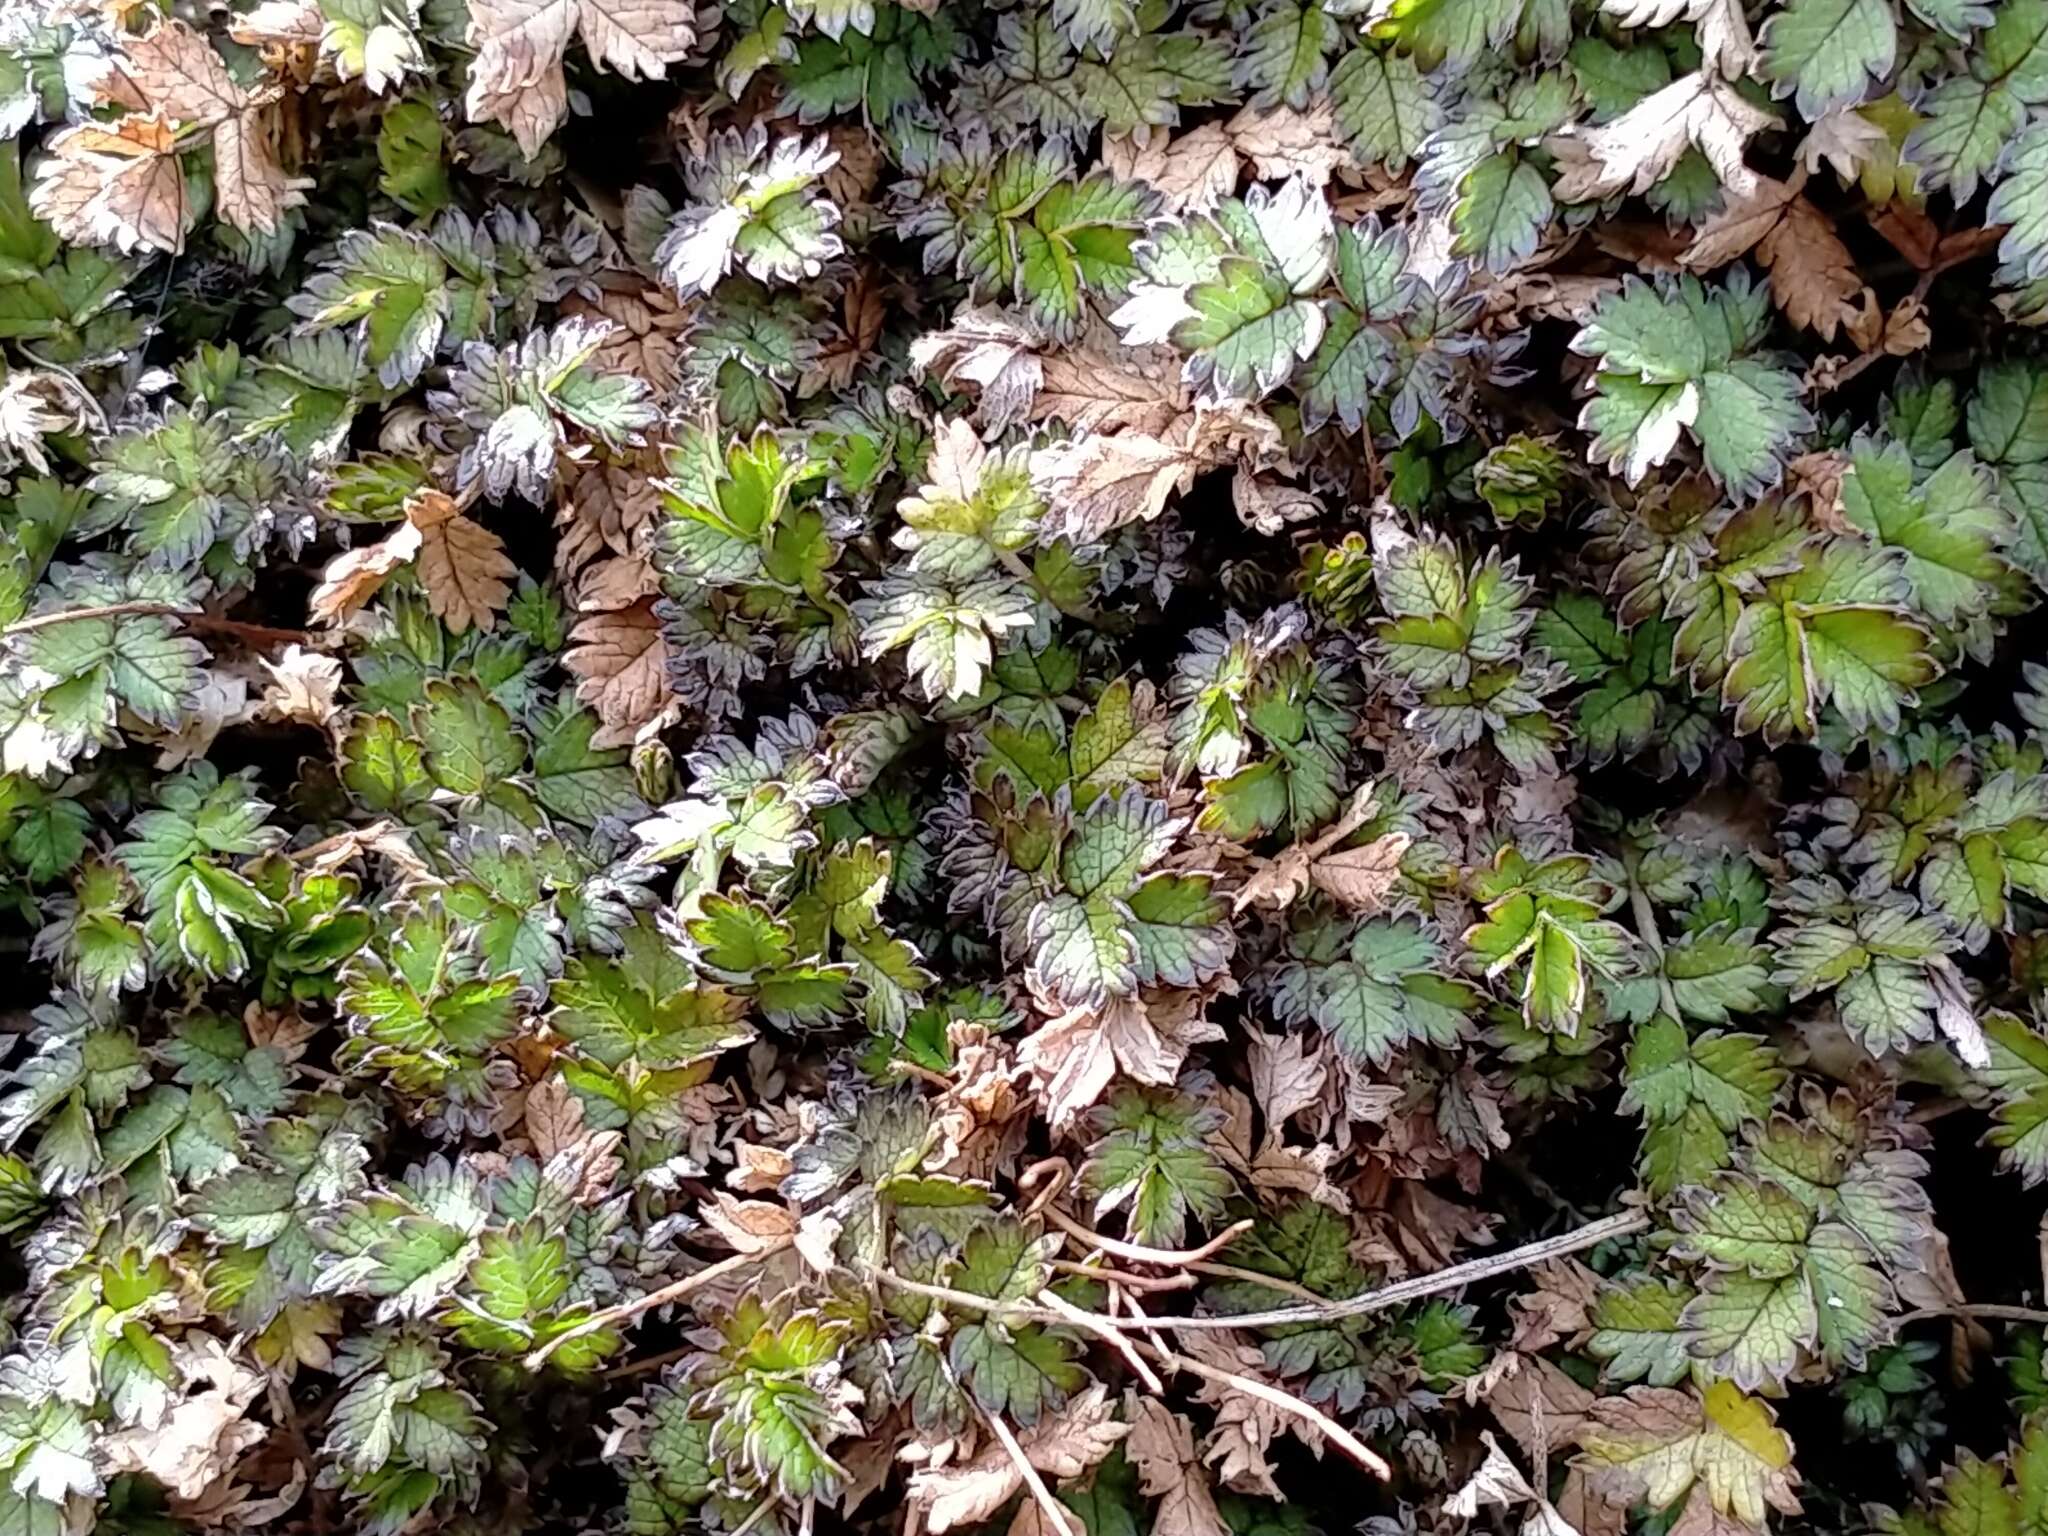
<box><xmin>7</xmin><ymin>0</ymin><xmax>2048</xmax><ymax>1533</ymax></box>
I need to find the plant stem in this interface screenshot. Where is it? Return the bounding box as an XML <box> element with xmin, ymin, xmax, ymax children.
<box><xmin>1896</xmin><ymin>1303</ymin><xmax>2048</xmax><ymax>1327</ymax></box>
<box><xmin>524</xmin><ymin>1239</ymin><xmax>792</xmax><ymax>1370</ymax></box>
<box><xmin>0</xmin><ymin>601</ymin><xmax>308</xmax><ymax>646</ymax></box>
<box><xmin>1626</xmin><ymin>870</ymin><xmax>1683</xmax><ymax>1023</ymax></box>
<box><xmin>867</xmin><ymin>1207</ymin><xmax>1650</xmax><ymax>1333</ymax></box>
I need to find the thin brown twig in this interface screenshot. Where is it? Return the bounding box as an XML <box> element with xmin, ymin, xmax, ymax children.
<box><xmin>1896</xmin><ymin>1302</ymin><xmax>2048</xmax><ymax>1328</ymax></box>
<box><xmin>863</xmin><ymin>1205</ymin><xmax>1649</xmax><ymax>1334</ymax></box>
<box><xmin>1160</xmin><ymin>1208</ymin><xmax>1651</xmax><ymax>1331</ymax></box>
<box><xmin>601</xmin><ymin>1343</ymin><xmax>693</xmax><ymax>1382</ymax></box>
<box><xmin>884</xmin><ymin>1060</ymin><xmax>957</xmax><ymax>1092</ymax></box>
<box><xmin>525</xmin><ymin>1239</ymin><xmax>793</xmax><ymax>1370</ymax></box>
<box><xmin>0</xmin><ymin>600</ymin><xmax>310</xmax><ymax>646</ymax></box>
<box><xmin>1814</xmin><ymin>227</ymin><xmax>2003</xmax><ymax>397</ymax></box>
<box><xmin>1040</xmin><ymin>1206</ymin><xmax>1255</xmax><ymax>1266</ymax></box>
<box><xmin>1184</xmin><ymin>1261</ymin><xmax>1326</xmax><ymax>1305</ymax></box>
<box><xmin>1038</xmin><ymin>1288</ymin><xmax>1163</xmax><ymax>1392</ymax></box>
<box><xmin>2</xmin><ymin>601</ymin><xmax>198</xmax><ymax>636</ymax></box>
<box><xmin>1131</xmin><ymin>1336</ymin><xmax>1392</xmax><ymax>1480</ymax></box>
<box><xmin>1050</xmin><ymin>1259</ymin><xmax>1196</xmax><ymax>1293</ymax></box>
<box><xmin>978</xmin><ymin>1397</ymin><xmax>1083</xmax><ymax>1536</ymax></box>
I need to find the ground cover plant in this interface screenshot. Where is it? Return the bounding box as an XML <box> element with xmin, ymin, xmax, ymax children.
<box><xmin>9</xmin><ymin>0</ymin><xmax>2048</xmax><ymax>1533</ymax></box>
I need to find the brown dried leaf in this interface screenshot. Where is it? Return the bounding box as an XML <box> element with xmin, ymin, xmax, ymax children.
<box><xmin>1033</xmin><ymin>407</ymin><xmax>1276</xmax><ymax>543</ymax></box>
<box><xmin>1506</xmin><ymin>1261</ymin><xmax>1602</xmax><ymax>1354</ymax></box>
<box><xmin>727</xmin><ymin>1141</ymin><xmax>794</xmax><ymax>1193</ymax></box>
<box><xmin>1031</xmin><ymin>430</ymin><xmax>1201</xmax><ymax>541</ymax></box>
<box><xmin>1312</xmin><ymin>833</ymin><xmax>1411</xmax><ymax>910</ymax></box>
<box><xmin>804</xmin><ymin>267</ymin><xmax>888</xmax><ymax>394</ymax></box>
<box><xmin>1486</xmin><ymin>1353</ymin><xmax>1597</xmax><ymax>1463</ymax></box>
<box><xmin>700</xmin><ymin>1192</ymin><xmax>798</xmax><ymax>1255</ymax></box>
<box><xmin>1785</xmin><ymin>449</ymin><xmax>1851</xmax><ymax>532</ymax></box>
<box><xmin>1231</xmin><ymin>467</ymin><xmax>1321</xmax><ymax>535</ymax></box>
<box><xmin>1031</xmin><ymin>340</ymin><xmax>1188</xmax><ymax>435</ymax></box>
<box><xmin>1880</xmin><ymin>295</ymin><xmax>1932</xmax><ymax>357</ymax></box>
<box><xmin>467</xmin><ymin>0</ymin><xmax>694</xmax><ymax>155</ymax></box>
<box><xmin>1105</xmin><ymin>123</ymin><xmax>1241</xmax><ymax>213</ymax></box>
<box><xmin>576</xmin><ymin>553</ymin><xmax>663</xmax><ymax>612</ymax></box>
<box><xmin>578</xmin><ymin>0</ymin><xmax>698</xmax><ymax>78</ymax></box>
<box><xmin>1235</xmin><ymin>786</ymin><xmax>1408</xmax><ymax>913</ymax></box>
<box><xmin>564</xmin><ymin>286</ymin><xmax>690</xmax><ymax>395</ymax></box>
<box><xmin>255</xmin><ymin>644</ymin><xmax>343</xmax><ymax>726</ymax></box>
<box><xmin>1247</xmin><ymin>1030</ymin><xmax>1327</xmax><ymax>1130</ymax></box>
<box><xmin>1226</xmin><ymin>102</ymin><xmax>1349</xmax><ymax>186</ymax></box>
<box><xmin>103</xmin><ymin>20</ymin><xmax>246</xmax><ymax>123</ymax></box>
<box><xmin>213</xmin><ymin>107</ymin><xmax>305</xmax><ymax>234</ymax></box>
<box><xmin>1126</xmin><ymin>1399</ymin><xmax>1228</xmax><ymax>1536</ymax></box>
<box><xmin>909</xmin><ymin>1387</ymin><xmax>1128</xmax><ymax>1532</ymax></box>
<box><xmin>31</xmin><ymin>118</ymin><xmax>192</xmax><ymax>254</ymax></box>
<box><xmin>1557</xmin><ymin>1467</ymin><xmax>1629</xmax><ymax>1536</ymax></box>
<box><xmin>100</xmin><ymin>1338</ymin><xmax>267</xmax><ymax>1501</ymax></box>
<box><xmin>407</xmin><ymin>491</ymin><xmax>518</xmax><ymax>634</ymax></box>
<box><xmin>523</xmin><ymin>1074</ymin><xmax>587</xmax><ymax>1161</ymax></box>
<box><xmin>565</xmin><ymin>598</ymin><xmax>673</xmax><ymax>746</ymax></box>
<box><xmin>1682</xmin><ymin>173</ymin><xmax>1863</xmax><ymax>341</ymax></box>
<box><xmin>558</xmin><ymin>451</ymin><xmax>663</xmax><ymax>572</ymax></box>
<box><xmin>464</xmin><ymin>0</ymin><xmax>577</xmax><ymax>155</ymax></box>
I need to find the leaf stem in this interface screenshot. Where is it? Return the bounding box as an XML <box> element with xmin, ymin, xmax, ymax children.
<box><xmin>1040</xmin><ymin>1208</ymin><xmax>1255</xmax><ymax>1266</ymax></box>
<box><xmin>977</xmin><ymin>1396</ymin><xmax>1084</xmax><ymax>1536</ymax></box>
<box><xmin>1625</xmin><ymin>870</ymin><xmax>1683</xmax><ymax>1023</ymax></box>
<box><xmin>996</xmin><ymin>547</ymin><xmax>1128</xmax><ymax>634</ymax></box>
<box><xmin>524</xmin><ymin>1238</ymin><xmax>793</xmax><ymax>1370</ymax></box>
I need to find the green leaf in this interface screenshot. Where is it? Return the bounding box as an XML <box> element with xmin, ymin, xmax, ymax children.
<box><xmin>1758</xmin><ymin>0</ymin><xmax>1897</xmax><ymax>118</ymax></box>
<box><xmin>1839</xmin><ymin>438</ymin><xmax>2012</xmax><ymax>624</ymax></box>
<box><xmin>1451</xmin><ymin>151</ymin><xmax>1552</xmax><ymax>273</ymax></box>
<box><xmin>1330</xmin><ymin>46</ymin><xmax>1436</xmax><ymax>168</ymax></box>
<box><xmin>1081</xmin><ymin>1085</ymin><xmax>1234</xmax><ymax>1247</ymax></box>
<box><xmin>1237</xmin><ymin>0</ymin><xmax>1339</xmax><ymax>109</ymax></box>
<box><xmin>413</xmin><ymin>679</ymin><xmax>526</xmax><ymax>798</ymax></box>
<box><xmin>1587</xmin><ymin>1276</ymin><xmax>1696</xmax><ymax>1385</ymax></box>
<box><xmin>1572</xmin><ymin>274</ymin><xmax>1811</xmax><ymax>498</ymax></box>
<box><xmin>1271</xmin><ymin>915</ymin><xmax>1475</xmax><ymax>1065</ymax></box>
<box><xmin>1721</xmin><ymin>544</ymin><xmax>1937</xmax><ymax>742</ymax></box>
<box><xmin>1172</xmin><ymin>258</ymin><xmax>1323</xmax><ymax>400</ymax></box>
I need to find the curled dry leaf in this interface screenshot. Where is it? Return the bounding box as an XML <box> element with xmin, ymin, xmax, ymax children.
<box><xmin>466</xmin><ymin>0</ymin><xmax>698</xmax><ymax>156</ymax></box>
<box><xmin>1550</xmin><ymin>73</ymin><xmax>1776</xmax><ymax>203</ymax></box>
<box><xmin>99</xmin><ymin>1338</ymin><xmax>268</xmax><ymax>1501</ymax></box>
<box><xmin>1681</xmin><ymin>173</ymin><xmax>1864</xmax><ymax>342</ymax></box>
<box><xmin>700</xmin><ymin>1191</ymin><xmax>799</xmax><ymax>1255</ymax></box>
<box><xmin>1226</xmin><ymin>103</ymin><xmax>1350</xmax><ymax>188</ymax></box>
<box><xmin>255</xmin><ymin>644</ymin><xmax>344</xmax><ymax>726</ymax></box>
<box><xmin>1235</xmin><ymin>784</ymin><xmax>1410</xmax><ymax>912</ymax></box>
<box><xmin>309</xmin><ymin>522</ymin><xmax>424</xmax><ymax>625</ymax></box>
